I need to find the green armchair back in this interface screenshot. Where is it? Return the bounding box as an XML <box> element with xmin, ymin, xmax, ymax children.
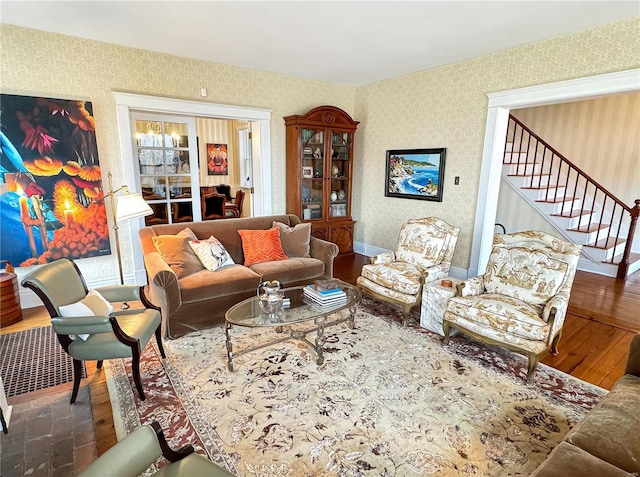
<box><xmin>79</xmin><ymin>421</ymin><xmax>235</xmax><ymax>477</ymax></box>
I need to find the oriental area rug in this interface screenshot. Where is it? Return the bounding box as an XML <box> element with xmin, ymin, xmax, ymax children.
<box><xmin>104</xmin><ymin>302</ymin><xmax>605</xmax><ymax>477</ymax></box>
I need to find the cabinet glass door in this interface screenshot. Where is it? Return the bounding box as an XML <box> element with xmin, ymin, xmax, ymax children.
<box><xmin>301</xmin><ymin>128</ymin><xmax>325</xmax><ymax>220</ymax></box>
<box><xmin>329</xmin><ymin>131</ymin><xmax>351</xmax><ymax>218</ymax></box>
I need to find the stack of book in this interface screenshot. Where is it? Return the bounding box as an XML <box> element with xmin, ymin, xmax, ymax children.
<box><xmin>303</xmin><ymin>285</ymin><xmax>347</xmax><ymax>307</ymax></box>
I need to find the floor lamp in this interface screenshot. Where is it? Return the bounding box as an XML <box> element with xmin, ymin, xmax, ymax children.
<box><xmin>104</xmin><ymin>172</ymin><xmax>153</xmax><ymax>298</ymax></box>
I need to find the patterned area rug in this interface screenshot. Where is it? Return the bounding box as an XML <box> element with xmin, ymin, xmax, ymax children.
<box><xmin>105</xmin><ymin>302</ymin><xmax>605</xmax><ymax>476</ymax></box>
<box><xmin>0</xmin><ymin>326</ymin><xmax>86</xmax><ymax>397</ymax></box>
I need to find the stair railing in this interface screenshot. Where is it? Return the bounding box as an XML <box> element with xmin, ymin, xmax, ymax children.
<box><xmin>505</xmin><ymin>114</ymin><xmax>639</xmax><ymax>279</ymax></box>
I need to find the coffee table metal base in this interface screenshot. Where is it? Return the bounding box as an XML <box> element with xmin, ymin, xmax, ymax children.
<box><xmin>225</xmin><ymin>304</ymin><xmax>356</xmax><ymax>371</ymax></box>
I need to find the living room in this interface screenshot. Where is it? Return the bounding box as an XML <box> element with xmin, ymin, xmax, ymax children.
<box><xmin>1</xmin><ymin>2</ymin><xmax>639</xmax><ymax>476</ymax></box>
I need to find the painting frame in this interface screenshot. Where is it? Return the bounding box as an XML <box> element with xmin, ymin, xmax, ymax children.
<box><xmin>302</xmin><ymin>166</ymin><xmax>314</xmax><ymax>179</ymax></box>
<box><xmin>207</xmin><ymin>143</ymin><xmax>228</xmax><ymax>175</ymax></box>
<box><xmin>384</xmin><ymin>148</ymin><xmax>446</xmax><ymax>202</ymax></box>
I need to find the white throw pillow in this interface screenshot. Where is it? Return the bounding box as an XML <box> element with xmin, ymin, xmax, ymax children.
<box><xmin>58</xmin><ymin>289</ymin><xmax>114</xmax><ymax>340</ymax></box>
<box><xmin>189</xmin><ymin>236</ymin><xmax>235</xmax><ymax>272</ymax></box>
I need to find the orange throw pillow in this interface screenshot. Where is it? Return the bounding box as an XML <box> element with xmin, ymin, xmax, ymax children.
<box><xmin>237</xmin><ymin>227</ymin><xmax>288</xmax><ymax>266</ymax></box>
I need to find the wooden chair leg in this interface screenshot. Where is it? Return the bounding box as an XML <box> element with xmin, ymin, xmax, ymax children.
<box><xmin>550</xmin><ymin>332</ymin><xmax>562</xmax><ymax>356</ymax></box>
<box><xmin>155</xmin><ymin>324</ymin><xmax>166</xmax><ymax>359</ymax></box>
<box><xmin>96</xmin><ymin>360</ymin><xmax>103</xmax><ymax>369</ymax></box>
<box><xmin>526</xmin><ymin>353</ymin><xmax>539</xmax><ymax>383</ymax></box>
<box><xmin>70</xmin><ymin>359</ymin><xmax>83</xmax><ymax>404</ymax></box>
<box><xmin>131</xmin><ymin>349</ymin><xmax>146</xmax><ymax>401</ymax></box>
<box><xmin>442</xmin><ymin>320</ymin><xmax>451</xmax><ymax>344</ymax></box>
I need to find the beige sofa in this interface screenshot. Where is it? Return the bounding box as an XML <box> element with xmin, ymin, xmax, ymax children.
<box><xmin>139</xmin><ymin>214</ymin><xmax>338</xmax><ymax>338</ymax></box>
<box><xmin>532</xmin><ymin>334</ymin><xmax>640</xmax><ymax>476</ymax></box>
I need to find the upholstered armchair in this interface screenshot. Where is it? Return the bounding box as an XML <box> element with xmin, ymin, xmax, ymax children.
<box><xmin>357</xmin><ymin>217</ymin><xmax>460</xmax><ymax>325</ymax></box>
<box><xmin>21</xmin><ymin>258</ymin><xmax>165</xmax><ymax>403</ymax></box>
<box><xmin>443</xmin><ymin>231</ymin><xmax>582</xmax><ymax>383</ymax></box>
<box><xmin>79</xmin><ymin>421</ymin><xmax>235</xmax><ymax>477</ymax></box>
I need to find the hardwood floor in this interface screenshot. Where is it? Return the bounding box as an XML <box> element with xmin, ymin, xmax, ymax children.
<box><xmin>3</xmin><ymin>253</ymin><xmax>638</xmax><ymax>457</ymax></box>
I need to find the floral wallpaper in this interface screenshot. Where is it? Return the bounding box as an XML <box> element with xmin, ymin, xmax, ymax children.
<box><xmin>0</xmin><ymin>23</ymin><xmax>353</xmax><ymax>284</ymax></box>
<box><xmin>353</xmin><ymin>16</ymin><xmax>640</xmax><ymax>270</ymax></box>
<box><xmin>1</xmin><ymin>17</ymin><xmax>638</xmax><ymax>284</ymax></box>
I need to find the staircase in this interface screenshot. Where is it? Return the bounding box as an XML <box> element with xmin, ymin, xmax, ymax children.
<box><xmin>502</xmin><ymin>114</ymin><xmax>640</xmax><ymax>279</ymax></box>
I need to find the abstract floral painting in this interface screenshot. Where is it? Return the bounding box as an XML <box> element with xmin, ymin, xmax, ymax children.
<box><xmin>0</xmin><ymin>94</ymin><xmax>110</xmax><ymax>267</ymax></box>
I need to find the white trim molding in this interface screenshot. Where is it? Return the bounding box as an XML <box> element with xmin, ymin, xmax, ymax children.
<box><xmin>470</xmin><ymin>68</ymin><xmax>640</xmax><ymax>277</ymax></box>
<box><xmin>112</xmin><ymin>92</ymin><xmax>273</xmax><ymax>284</ymax></box>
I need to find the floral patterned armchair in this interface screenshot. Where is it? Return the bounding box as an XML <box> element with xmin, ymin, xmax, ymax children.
<box><xmin>357</xmin><ymin>217</ymin><xmax>460</xmax><ymax>325</ymax></box>
<box><xmin>443</xmin><ymin>231</ymin><xmax>582</xmax><ymax>383</ymax></box>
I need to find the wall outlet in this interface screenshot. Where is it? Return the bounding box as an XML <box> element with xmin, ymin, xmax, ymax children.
<box><xmin>454</xmin><ymin>176</ymin><xmax>460</xmax><ymax>185</ymax></box>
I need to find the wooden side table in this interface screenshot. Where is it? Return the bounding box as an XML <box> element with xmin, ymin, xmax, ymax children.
<box><xmin>1</xmin><ymin>271</ymin><xmax>23</xmax><ymax>328</ymax></box>
<box><xmin>420</xmin><ymin>277</ymin><xmax>461</xmax><ymax>336</ymax></box>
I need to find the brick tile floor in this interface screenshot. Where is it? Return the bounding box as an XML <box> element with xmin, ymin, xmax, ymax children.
<box><xmin>0</xmin><ymin>386</ymin><xmax>96</xmax><ymax>477</ymax></box>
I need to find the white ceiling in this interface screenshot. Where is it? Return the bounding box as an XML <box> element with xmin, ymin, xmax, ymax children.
<box><xmin>1</xmin><ymin>1</ymin><xmax>638</xmax><ymax>86</ymax></box>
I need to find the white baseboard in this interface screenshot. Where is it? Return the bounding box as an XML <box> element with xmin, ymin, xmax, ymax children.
<box><xmin>353</xmin><ymin>241</ymin><xmax>389</xmax><ymax>257</ymax></box>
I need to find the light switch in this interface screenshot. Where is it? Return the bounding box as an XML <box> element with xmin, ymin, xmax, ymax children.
<box><xmin>454</xmin><ymin>176</ymin><xmax>460</xmax><ymax>185</ymax></box>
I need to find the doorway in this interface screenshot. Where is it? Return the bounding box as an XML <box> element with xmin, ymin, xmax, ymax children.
<box><xmin>470</xmin><ymin>68</ymin><xmax>639</xmax><ymax>277</ymax></box>
<box><xmin>114</xmin><ymin>92</ymin><xmax>272</xmax><ymax>284</ymax></box>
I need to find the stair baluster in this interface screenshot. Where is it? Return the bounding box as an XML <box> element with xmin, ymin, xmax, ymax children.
<box><xmin>503</xmin><ymin>114</ymin><xmax>639</xmax><ymax>279</ymax></box>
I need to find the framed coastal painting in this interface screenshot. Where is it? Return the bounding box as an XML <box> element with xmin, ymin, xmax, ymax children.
<box><xmin>385</xmin><ymin>148</ymin><xmax>446</xmax><ymax>202</ymax></box>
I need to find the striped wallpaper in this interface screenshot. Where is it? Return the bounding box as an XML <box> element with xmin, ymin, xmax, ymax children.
<box><xmin>497</xmin><ymin>92</ymin><xmax>639</xmax><ymax>237</ymax></box>
<box><xmin>511</xmin><ymin>92</ymin><xmax>639</xmax><ymax>206</ymax></box>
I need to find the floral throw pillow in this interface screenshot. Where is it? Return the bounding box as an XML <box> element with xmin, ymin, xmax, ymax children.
<box><xmin>189</xmin><ymin>236</ymin><xmax>235</xmax><ymax>272</ymax></box>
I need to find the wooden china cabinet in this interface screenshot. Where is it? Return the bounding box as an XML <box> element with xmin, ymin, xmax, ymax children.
<box><xmin>284</xmin><ymin>106</ymin><xmax>359</xmax><ymax>255</ymax></box>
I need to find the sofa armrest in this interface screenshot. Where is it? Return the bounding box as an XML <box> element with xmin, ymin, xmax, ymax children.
<box><xmin>371</xmin><ymin>252</ymin><xmax>395</xmax><ymax>265</ymax></box>
<box><xmin>51</xmin><ymin>315</ymin><xmax>112</xmax><ymax>336</ymax></box>
<box><xmin>625</xmin><ymin>334</ymin><xmax>640</xmax><ymax>377</ymax></box>
<box><xmin>143</xmin><ymin>251</ymin><xmax>182</xmax><ymax>318</ymax></box>
<box><xmin>95</xmin><ymin>285</ymin><xmax>140</xmax><ymax>304</ymax></box>
<box><xmin>423</xmin><ymin>263</ymin><xmax>450</xmax><ymax>283</ymax></box>
<box><xmin>456</xmin><ymin>276</ymin><xmax>485</xmax><ymax>297</ymax></box>
<box><xmin>309</xmin><ymin>236</ymin><xmax>339</xmax><ymax>278</ymax></box>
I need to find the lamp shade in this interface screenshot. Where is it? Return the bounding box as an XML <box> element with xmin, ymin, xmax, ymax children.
<box><xmin>115</xmin><ymin>193</ymin><xmax>153</xmax><ymax>222</ymax></box>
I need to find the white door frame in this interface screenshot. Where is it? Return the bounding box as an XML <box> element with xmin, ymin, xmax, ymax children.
<box><xmin>470</xmin><ymin>68</ymin><xmax>640</xmax><ymax>277</ymax></box>
<box><xmin>114</xmin><ymin>92</ymin><xmax>272</xmax><ymax>284</ymax></box>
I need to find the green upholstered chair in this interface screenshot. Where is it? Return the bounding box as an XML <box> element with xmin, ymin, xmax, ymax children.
<box><xmin>78</xmin><ymin>421</ymin><xmax>236</xmax><ymax>477</ymax></box>
<box><xmin>21</xmin><ymin>258</ymin><xmax>165</xmax><ymax>404</ymax></box>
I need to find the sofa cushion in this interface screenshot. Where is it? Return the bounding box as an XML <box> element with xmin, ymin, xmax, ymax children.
<box><xmin>530</xmin><ymin>442</ymin><xmax>631</xmax><ymax>477</ymax></box>
<box><xmin>189</xmin><ymin>236</ymin><xmax>235</xmax><ymax>271</ymax></box>
<box><xmin>152</xmin><ymin>234</ymin><xmax>204</xmax><ymax>279</ymax></box>
<box><xmin>360</xmin><ymin>262</ymin><xmax>423</xmax><ymax>296</ymax></box>
<box><xmin>484</xmin><ymin>246</ymin><xmax>568</xmax><ymax>306</ymax></box>
<box><xmin>446</xmin><ymin>294</ymin><xmax>548</xmax><ymax>341</ymax></box>
<box><xmin>249</xmin><ymin>257</ymin><xmax>324</xmax><ymax>284</ymax></box>
<box><xmin>564</xmin><ymin>374</ymin><xmax>640</xmax><ymax>473</ymax></box>
<box><xmin>238</xmin><ymin>227</ymin><xmax>288</xmax><ymax>266</ymax></box>
<box><xmin>273</xmin><ymin>221</ymin><xmax>311</xmax><ymax>257</ymax></box>
<box><xmin>179</xmin><ymin>266</ymin><xmax>261</xmax><ymax>302</ymax></box>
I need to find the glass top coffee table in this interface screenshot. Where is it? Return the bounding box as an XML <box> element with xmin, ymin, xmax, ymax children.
<box><xmin>224</xmin><ymin>281</ymin><xmax>361</xmax><ymax>371</ymax></box>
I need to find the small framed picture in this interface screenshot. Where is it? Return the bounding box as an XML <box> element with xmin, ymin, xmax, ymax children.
<box><xmin>302</xmin><ymin>166</ymin><xmax>314</xmax><ymax>179</ymax></box>
<box><xmin>303</xmin><ymin>146</ymin><xmax>313</xmax><ymax>156</ymax></box>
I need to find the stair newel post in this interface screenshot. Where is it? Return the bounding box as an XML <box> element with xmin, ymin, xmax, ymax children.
<box><xmin>617</xmin><ymin>199</ymin><xmax>640</xmax><ymax>279</ymax></box>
